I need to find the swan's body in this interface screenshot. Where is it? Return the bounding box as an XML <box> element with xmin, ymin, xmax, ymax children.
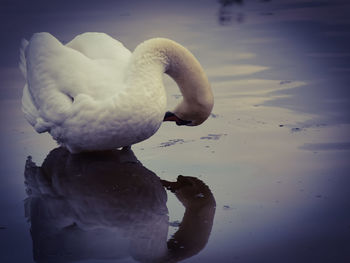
<box><xmin>20</xmin><ymin>32</ymin><xmax>213</xmax><ymax>153</ymax></box>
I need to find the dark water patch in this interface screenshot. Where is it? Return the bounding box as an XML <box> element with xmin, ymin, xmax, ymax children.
<box><xmin>291</xmin><ymin>127</ymin><xmax>302</xmax><ymax>133</ymax></box>
<box><xmin>280</xmin><ymin>80</ymin><xmax>292</xmax><ymax>85</ymax></box>
<box><xmin>158</xmin><ymin>139</ymin><xmax>191</xmax><ymax>147</ymax></box>
<box><xmin>210</xmin><ymin>113</ymin><xmax>219</xmax><ymax>118</ymax></box>
<box><xmin>260</xmin><ymin>12</ymin><xmax>274</xmax><ymax>16</ymax></box>
<box><xmin>300</xmin><ymin>142</ymin><xmax>350</xmax><ymax>151</ymax></box>
<box><xmin>223</xmin><ymin>205</ymin><xmax>233</xmax><ymax>210</ymax></box>
<box><xmin>279</xmin><ymin>122</ymin><xmax>327</xmax><ymax>130</ymax></box>
<box><xmin>200</xmin><ymin>134</ymin><xmax>227</xmax><ymax>140</ymax></box>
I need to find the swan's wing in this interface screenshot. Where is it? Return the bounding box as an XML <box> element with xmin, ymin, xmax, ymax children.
<box><xmin>23</xmin><ymin>33</ymin><xmax>90</xmax><ymax>133</ymax></box>
<box><xmin>20</xmin><ymin>39</ymin><xmax>45</xmax><ymax>131</ymax></box>
<box><xmin>20</xmin><ymin>34</ymin><xmax>69</xmax><ymax>132</ymax></box>
<box><xmin>66</xmin><ymin>32</ymin><xmax>131</xmax><ymax>63</ymax></box>
<box><xmin>22</xmin><ymin>33</ymin><xmax>132</xmax><ymax>134</ymax></box>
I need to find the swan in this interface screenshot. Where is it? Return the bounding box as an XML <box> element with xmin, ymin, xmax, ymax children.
<box><xmin>19</xmin><ymin>32</ymin><xmax>213</xmax><ymax>153</ymax></box>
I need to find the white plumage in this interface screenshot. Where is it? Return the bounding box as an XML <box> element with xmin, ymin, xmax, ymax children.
<box><xmin>20</xmin><ymin>32</ymin><xmax>213</xmax><ymax>153</ymax></box>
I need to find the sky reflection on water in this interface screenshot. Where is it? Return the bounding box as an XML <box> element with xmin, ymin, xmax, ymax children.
<box><xmin>0</xmin><ymin>0</ymin><xmax>350</xmax><ymax>262</ymax></box>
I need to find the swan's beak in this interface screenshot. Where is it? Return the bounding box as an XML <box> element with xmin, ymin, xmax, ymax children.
<box><xmin>163</xmin><ymin>111</ymin><xmax>192</xmax><ymax>126</ymax></box>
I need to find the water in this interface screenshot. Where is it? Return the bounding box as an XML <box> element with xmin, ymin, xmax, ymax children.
<box><xmin>1</xmin><ymin>0</ymin><xmax>350</xmax><ymax>262</ymax></box>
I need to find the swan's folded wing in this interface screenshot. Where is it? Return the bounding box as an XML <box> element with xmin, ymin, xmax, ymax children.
<box><xmin>24</xmin><ymin>33</ymin><xmax>93</xmax><ymax>132</ymax></box>
<box><xmin>23</xmin><ymin>32</ymin><xmax>131</xmax><ymax>136</ymax></box>
<box><xmin>66</xmin><ymin>32</ymin><xmax>131</xmax><ymax>62</ymax></box>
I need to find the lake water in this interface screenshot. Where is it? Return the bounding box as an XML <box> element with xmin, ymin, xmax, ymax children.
<box><xmin>1</xmin><ymin>0</ymin><xmax>350</xmax><ymax>262</ymax></box>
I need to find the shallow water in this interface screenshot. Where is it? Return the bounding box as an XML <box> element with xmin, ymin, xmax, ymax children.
<box><xmin>1</xmin><ymin>0</ymin><xmax>350</xmax><ymax>262</ymax></box>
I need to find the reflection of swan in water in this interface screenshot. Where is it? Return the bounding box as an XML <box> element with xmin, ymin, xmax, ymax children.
<box><xmin>24</xmin><ymin>147</ymin><xmax>215</xmax><ymax>263</ymax></box>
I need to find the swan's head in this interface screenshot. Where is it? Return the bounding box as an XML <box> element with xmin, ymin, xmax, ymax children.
<box><xmin>163</xmin><ymin>91</ymin><xmax>214</xmax><ymax>126</ymax></box>
<box><xmin>160</xmin><ymin>38</ymin><xmax>213</xmax><ymax>127</ymax></box>
<box><xmin>135</xmin><ymin>37</ymin><xmax>214</xmax><ymax>126</ymax></box>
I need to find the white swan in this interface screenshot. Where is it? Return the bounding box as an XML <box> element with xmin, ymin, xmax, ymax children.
<box><xmin>19</xmin><ymin>32</ymin><xmax>213</xmax><ymax>153</ymax></box>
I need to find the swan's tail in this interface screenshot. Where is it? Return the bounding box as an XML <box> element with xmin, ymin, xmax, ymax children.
<box><xmin>19</xmin><ymin>38</ymin><xmax>29</xmax><ymax>79</ymax></box>
<box><xmin>20</xmin><ymin>38</ymin><xmax>49</xmax><ymax>133</ymax></box>
<box><xmin>20</xmin><ymin>38</ymin><xmax>37</xmax><ymax>127</ymax></box>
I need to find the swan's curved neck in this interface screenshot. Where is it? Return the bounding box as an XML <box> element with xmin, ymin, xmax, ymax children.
<box><xmin>128</xmin><ymin>38</ymin><xmax>213</xmax><ymax>125</ymax></box>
